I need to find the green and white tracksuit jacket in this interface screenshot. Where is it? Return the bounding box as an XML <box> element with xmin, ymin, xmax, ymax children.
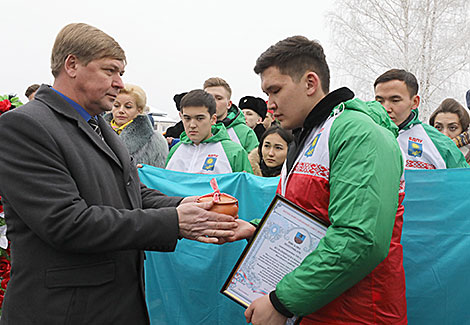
<box><xmin>219</xmin><ymin>104</ymin><xmax>259</xmax><ymax>153</ymax></box>
<box><xmin>165</xmin><ymin>124</ymin><xmax>253</xmax><ymax>174</ymax></box>
<box><xmin>398</xmin><ymin>109</ymin><xmax>468</xmax><ymax>169</ymax></box>
<box><xmin>270</xmin><ymin>88</ymin><xmax>407</xmax><ymax>324</ymax></box>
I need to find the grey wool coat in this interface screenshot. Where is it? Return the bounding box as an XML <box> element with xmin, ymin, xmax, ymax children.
<box><xmin>0</xmin><ymin>85</ymin><xmax>182</xmax><ymax>324</ymax></box>
<box><xmin>104</xmin><ymin>114</ymin><xmax>168</xmax><ymax>168</ymax></box>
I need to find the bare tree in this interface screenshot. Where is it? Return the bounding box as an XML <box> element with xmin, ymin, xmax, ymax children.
<box><xmin>327</xmin><ymin>0</ymin><xmax>470</xmax><ymax>121</ymax></box>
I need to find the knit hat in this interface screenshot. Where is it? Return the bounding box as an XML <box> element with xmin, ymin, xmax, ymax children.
<box><xmin>239</xmin><ymin>96</ymin><xmax>267</xmax><ymax>119</ymax></box>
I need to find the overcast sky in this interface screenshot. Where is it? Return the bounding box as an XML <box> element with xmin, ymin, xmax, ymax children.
<box><xmin>1</xmin><ymin>0</ymin><xmax>335</xmax><ymax>119</ymax></box>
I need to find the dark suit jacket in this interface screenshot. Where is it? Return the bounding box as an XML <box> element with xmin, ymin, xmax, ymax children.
<box><xmin>0</xmin><ymin>85</ymin><xmax>182</xmax><ymax>324</ymax></box>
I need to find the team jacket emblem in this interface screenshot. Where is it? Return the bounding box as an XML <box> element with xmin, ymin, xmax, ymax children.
<box><xmin>305</xmin><ymin>134</ymin><xmax>321</xmax><ymax>157</ymax></box>
<box><xmin>408</xmin><ymin>139</ymin><xmax>423</xmax><ymax>157</ymax></box>
<box><xmin>202</xmin><ymin>156</ymin><xmax>217</xmax><ymax>170</ymax></box>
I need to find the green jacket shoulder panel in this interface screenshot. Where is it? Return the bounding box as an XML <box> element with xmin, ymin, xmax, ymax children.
<box><xmin>339</xmin><ymin>99</ymin><xmax>399</xmax><ymax>137</ymax></box>
<box><xmin>230</xmin><ymin>123</ymin><xmax>259</xmax><ymax>152</ymax></box>
<box><xmin>225</xmin><ymin>105</ymin><xmax>259</xmax><ymax>152</ymax></box>
<box><xmin>220</xmin><ymin>139</ymin><xmax>253</xmax><ymax>173</ymax></box>
<box><xmin>165</xmin><ymin>141</ymin><xmax>183</xmax><ymax>166</ymax></box>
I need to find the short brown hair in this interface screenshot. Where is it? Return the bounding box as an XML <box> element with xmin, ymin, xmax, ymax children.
<box><xmin>180</xmin><ymin>89</ymin><xmax>216</xmax><ymax>116</ymax></box>
<box><xmin>254</xmin><ymin>36</ymin><xmax>330</xmax><ymax>93</ymax></box>
<box><xmin>429</xmin><ymin>98</ymin><xmax>470</xmax><ymax>131</ymax></box>
<box><xmin>51</xmin><ymin>23</ymin><xmax>126</xmax><ymax>77</ymax></box>
<box><xmin>119</xmin><ymin>84</ymin><xmax>147</xmax><ymax>113</ymax></box>
<box><xmin>25</xmin><ymin>84</ymin><xmax>40</xmax><ymax>98</ymax></box>
<box><xmin>203</xmin><ymin>77</ymin><xmax>232</xmax><ymax>98</ymax></box>
<box><xmin>374</xmin><ymin>69</ymin><xmax>419</xmax><ymax>97</ymax></box>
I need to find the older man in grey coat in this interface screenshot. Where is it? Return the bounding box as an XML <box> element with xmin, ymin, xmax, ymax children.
<box><xmin>0</xmin><ymin>23</ymin><xmax>246</xmax><ymax>324</ymax></box>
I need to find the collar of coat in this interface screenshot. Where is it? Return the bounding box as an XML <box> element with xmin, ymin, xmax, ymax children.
<box><xmin>34</xmin><ymin>84</ymin><xmax>130</xmax><ymax>175</ymax></box>
<box><xmin>286</xmin><ymin>87</ymin><xmax>355</xmax><ymax>175</ymax></box>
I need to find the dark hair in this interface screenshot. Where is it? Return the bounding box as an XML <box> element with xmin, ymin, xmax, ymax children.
<box><xmin>254</xmin><ymin>36</ymin><xmax>330</xmax><ymax>93</ymax></box>
<box><xmin>374</xmin><ymin>69</ymin><xmax>419</xmax><ymax>97</ymax></box>
<box><xmin>25</xmin><ymin>84</ymin><xmax>40</xmax><ymax>98</ymax></box>
<box><xmin>180</xmin><ymin>89</ymin><xmax>216</xmax><ymax>116</ymax></box>
<box><xmin>259</xmin><ymin>125</ymin><xmax>294</xmax><ymax>156</ymax></box>
<box><xmin>429</xmin><ymin>98</ymin><xmax>470</xmax><ymax>131</ymax></box>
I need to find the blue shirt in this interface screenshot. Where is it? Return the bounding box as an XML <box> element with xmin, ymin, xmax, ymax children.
<box><xmin>51</xmin><ymin>88</ymin><xmax>96</xmax><ymax>122</ymax></box>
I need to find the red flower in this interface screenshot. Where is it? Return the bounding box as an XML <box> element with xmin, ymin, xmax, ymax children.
<box><xmin>0</xmin><ymin>257</ymin><xmax>11</xmax><ymax>278</ymax></box>
<box><xmin>1</xmin><ymin>277</ymin><xmax>10</xmax><ymax>290</ymax></box>
<box><xmin>0</xmin><ymin>99</ymin><xmax>12</xmax><ymax>113</ymax></box>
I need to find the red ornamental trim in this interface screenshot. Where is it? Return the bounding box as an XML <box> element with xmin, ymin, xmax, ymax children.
<box><xmin>293</xmin><ymin>162</ymin><xmax>330</xmax><ymax>180</ymax></box>
<box><xmin>405</xmin><ymin>159</ymin><xmax>436</xmax><ymax>170</ymax></box>
<box><xmin>399</xmin><ymin>179</ymin><xmax>406</xmax><ymax>193</ymax></box>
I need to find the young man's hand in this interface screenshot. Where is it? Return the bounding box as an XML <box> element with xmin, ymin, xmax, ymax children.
<box><xmin>216</xmin><ymin>219</ymin><xmax>255</xmax><ymax>244</ymax></box>
<box><xmin>245</xmin><ymin>295</ymin><xmax>287</xmax><ymax>325</ymax></box>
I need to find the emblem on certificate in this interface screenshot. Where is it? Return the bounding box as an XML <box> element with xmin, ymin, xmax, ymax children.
<box><xmin>221</xmin><ymin>194</ymin><xmax>328</xmax><ymax>324</ymax></box>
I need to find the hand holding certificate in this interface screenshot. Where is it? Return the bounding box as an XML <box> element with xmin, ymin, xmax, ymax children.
<box><xmin>221</xmin><ymin>194</ymin><xmax>328</xmax><ymax>323</ymax></box>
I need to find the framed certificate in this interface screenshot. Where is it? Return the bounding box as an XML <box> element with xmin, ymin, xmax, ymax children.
<box><xmin>221</xmin><ymin>194</ymin><xmax>328</xmax><ymax>322</ymax></box>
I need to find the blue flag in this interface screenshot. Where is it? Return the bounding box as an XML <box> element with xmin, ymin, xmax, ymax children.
<box><xmin>139</xmin><ymin>166</ymin><xmax>279</xmax><ymax>325</ymax></box>
<box><xmin>402</xmin><ymin>169</ymin><xmax>470</xmax><ymax>324</ymax></box>
<box><xmin>140</xmin><ymin>166</ymin><xmax>470</xmax><ymax>325</ymax></box>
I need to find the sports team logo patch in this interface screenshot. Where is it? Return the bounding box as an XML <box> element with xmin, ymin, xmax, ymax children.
<box><xmin>305</xmin><ymin>134</ymin><xmax>321</xmax><ymax>157</ymax></box>
<box><xmin>202</xmin><ymin>157</ymin><xmax>217</xmax><ymax>171</ymax></box>
<box><xmin>294</xmin><ymin>232</ymin><xmax>306</xmax><ymax>244</ymax></box>
<box><xmin>408</xmin><ymin>140</ymin><xmax>423</xmax><ymax>157</ymax></box>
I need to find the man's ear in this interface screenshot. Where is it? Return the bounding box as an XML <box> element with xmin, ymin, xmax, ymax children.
<box><xmin>411</xmin><ymin>95</ymin><xmax>420</xmax><ymax>109</ymax></box>
<box><xmin>210</xmin><ymin>114</ymin><xmax>217</xmax><ymax>125</ymax></box>
<box><xmin>64</xmin><ymin>54</ymin><xmax>79</xmax><ymax>78</ymax></box>
<box><xmin>179</xmin><ymin>111</ymin><xmax>183</xmax><ymax>119</ymax></box>
<box><xmin>305</xmin><ymin>71</ymin><xmax>321</xmax><ymax>96</ymax></box>
<box><xmin>228</xmin><ymin>100</ymin><xmax>232</xmax><ymax>109</ymax></box>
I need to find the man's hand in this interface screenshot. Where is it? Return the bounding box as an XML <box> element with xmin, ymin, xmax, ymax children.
<box><xmin>216</xmin><ymin>219</ymin><xmax>256</xmax><ymax>244</ymax></box>
<box><xmin>176</xmin><ymin>200</ymin><xmax>237</xmax><ymax>244</ymax></box>
<box><xmin>245</xmin><ymin>295</ymin><xmax>287</xmax><ymax>325</ymax></box>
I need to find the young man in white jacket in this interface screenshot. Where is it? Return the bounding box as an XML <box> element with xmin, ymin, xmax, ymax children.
<box><xmin>374</xmin><ymin>69</ymin><xmax>467</xmax><ymax>169</ymax></box>
<box><xmin>165</xmin><ymin>89</ymin><xmax>252</xmax><ymax>174</ymax></box>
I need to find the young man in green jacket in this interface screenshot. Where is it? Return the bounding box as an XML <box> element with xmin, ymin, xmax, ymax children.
<box><xmin>203</xmin><ymin>77</ymin><xmax>259</xmax><ymax>152</ymax></box>
<box><xmin>165</xmin><ymin>89</ymin><xmax>252</xmax><ymax>174</ymax></box>
<box><xmin>244</xmin><ymin>36</ymin><xmax>407</xmax><ymax>324</ymax></box>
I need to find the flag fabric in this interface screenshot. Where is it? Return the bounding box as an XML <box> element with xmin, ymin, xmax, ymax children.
<box><xmin>139</xmin><ymin>165</ymin><xmax>470</xmax><ymax>325</ymax></box>
<box><xmin>139</xmin><ymin>166</ymin><xmax>279</xmax><ymax>324</ymax></box>
<box><xmin>402</xmin><ymin>169</ymin><xmax>470</xmax><ymax>324</ymax></box>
